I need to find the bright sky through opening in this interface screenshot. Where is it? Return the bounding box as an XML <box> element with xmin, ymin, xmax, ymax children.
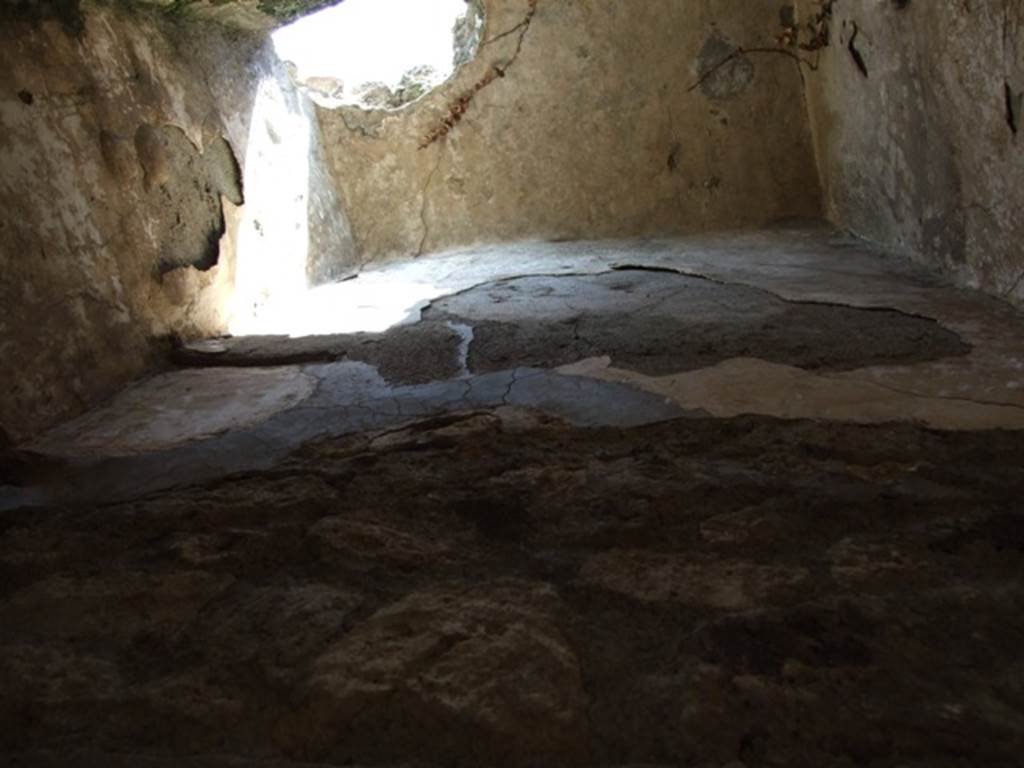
<box><xmin>231</xmin><ymin>0</ymin><xmax>475</xmax><ymax>337</ymax></box>
<box><xmin>272</xmin><ymin>0</ymin><xmax>470</xmax><ymax>93</ymax></box>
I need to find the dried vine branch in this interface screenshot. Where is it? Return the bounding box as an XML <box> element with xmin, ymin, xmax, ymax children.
<box><xmin>687</xmin><ymin>0</ymin><xmax>836</xmax><ymax>93</ymax></box>
<box><xmin>419</xmin><ymin>0</ymin><xmax>538</xmax><ymax>149</ymax></box>
<box><xmin>687</xmin><ymin>47</ymin><xmax>820</xmax><ymax>93</ymax></box>
<box><xmin>481</xmin><ymin>17</ymin><xmax>531</xmax><ymax>48</ymax></box>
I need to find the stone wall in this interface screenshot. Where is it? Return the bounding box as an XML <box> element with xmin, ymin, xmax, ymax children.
<box><xmin>319</xmin><ymin>0</ymin><xmax>824</xmax><ymax>260</ymax></box>
<box><xmin>0</xmin><ymin>1</ymin><xmax>355</xmax><ymax>441</ymax></box>
<box><xmin>21</xmin><ymin>0</ymin><xmax>1019</xmax><ymax>440</ymax></box>
<box><xmin>799</xmin><ymin>0</ymin><xmax>1024</xmax><ymax>306</ymax></box>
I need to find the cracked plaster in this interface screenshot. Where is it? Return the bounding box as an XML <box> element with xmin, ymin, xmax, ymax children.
<box><xmin>14</xmin><ymin>226</ymin><xmax>1024</xmax><ymax>511</ymax></box>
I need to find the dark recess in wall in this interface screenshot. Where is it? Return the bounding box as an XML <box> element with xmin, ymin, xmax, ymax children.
<box><xmin>847</xmin><ymin>22</ymin><xmax>868</xmax><ymax>78</ymax></box>
<box><xmin>190</xmin><ymin>220</ymin><xmax>224</xmax><ymax>272</ymax></box>
<box><xmin>666</xmin><ymin>142</ymin><xmax>681</xmax><ymax>172</ymax></box>
<box><xmin>132</xmin><ymin>124</ymin><xmax>244</xmax><ymax>275</ymax></box>
<box><xmin>0</xmin><ymin>0</ymin><xmax>83</xmax><ymax>32</ymax></box>
<box><xmin>1006</xmin><ymin>81</ymin><xmax>1020</xmax><ymax>135</ymax></box>
<box><xmin>206</xmin><ymin>135</ymin><xmax>245</xmax><ymax>206</ymax></box>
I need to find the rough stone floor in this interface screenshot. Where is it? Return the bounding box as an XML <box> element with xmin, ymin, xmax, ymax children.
<box><xmin>3</xmin><ymin>224</ymin><xmax>1024</xmax><ymax>767</ymax></box>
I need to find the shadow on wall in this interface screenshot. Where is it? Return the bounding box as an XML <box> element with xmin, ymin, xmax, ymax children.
<box><xmin>128</xmin><ymin>124</ymin><xmax>244</xmax><ymax>274</ymax></box>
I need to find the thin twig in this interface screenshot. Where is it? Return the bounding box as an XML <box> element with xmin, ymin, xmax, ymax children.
<box><xmin>482</xmin><ymin>19</ymin><xmax>529</xmax><ymax>47</ymax></box>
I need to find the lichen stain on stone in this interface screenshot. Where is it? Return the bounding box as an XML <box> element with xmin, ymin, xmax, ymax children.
<box><xmin>697</xmin><ymin>33</ymin><xmax>755</xmax><ymax>101</ymax></box>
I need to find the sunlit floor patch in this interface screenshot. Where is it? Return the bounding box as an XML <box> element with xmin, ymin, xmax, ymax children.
<box><xmin>232</xmin><ymin>276</ymin><xmax>447</xmax><ymax>337</ymax></box>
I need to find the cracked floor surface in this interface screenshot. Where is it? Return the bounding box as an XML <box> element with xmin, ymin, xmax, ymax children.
<box><xmin>4</xmin><ymin>224</ymin><xmax>1024</xmax><ymax>766</ymax></box>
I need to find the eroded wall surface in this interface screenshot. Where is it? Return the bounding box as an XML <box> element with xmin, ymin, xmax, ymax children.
<box><xmin>799</xmin><ymin>0</ymin><xmax>1024</xmax><ymax>306</ymax></box>
<box><xmin>319</xmin><ymin>0</ymin><xmax>823</xmax><ymax>261</ymax></box>
<box><xmin>0</xmin><ymin>2</ymin><xmax>355</xmax><ymax>441</ymax></box>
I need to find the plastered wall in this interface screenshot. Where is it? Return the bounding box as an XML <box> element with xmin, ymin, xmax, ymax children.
<box><xmin>0</xmin><ymin>2</ymin><xmax>355</xmax><ymax>440</ymax></box>
<box><xmin>799</xmin><ymin>0</ymin><xmax>1024</xmax><ymax>306</ymax></box>
<box><xmin>319</xmin><ymin>0</ymin><xmax>824</xmax><ymax>260</ymax></box>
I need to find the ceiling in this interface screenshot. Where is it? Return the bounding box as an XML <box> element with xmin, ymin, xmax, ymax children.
<box><xmin>0</xmin><ymin>0</ymin><xmax>346</xmax><ymax>32</ymax></box>
<box><xmin>136</xmin><ymin>0</ymin><xmax>343</xmax><ymax>29</ymax></box>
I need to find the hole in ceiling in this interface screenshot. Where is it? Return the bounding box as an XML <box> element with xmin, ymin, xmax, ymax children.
<box><xmin>272</xmin><ymin>0</ymin><xmax>484</xmax><ymax>111</ymax></box>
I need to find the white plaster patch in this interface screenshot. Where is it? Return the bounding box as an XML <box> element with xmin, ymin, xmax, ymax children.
<box><xmin>558</xmin><ymin>356</ymin><xmax>1024</xmax><ymax>432</ymax></box>
<box><xmin>30</xmin><ymin>367</ymin><xmax>317</xmax><ymax>457</ymax></box>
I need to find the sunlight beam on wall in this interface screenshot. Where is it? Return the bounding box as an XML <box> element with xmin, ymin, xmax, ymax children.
<box><xmin>229</xmin><ymin>2</ymin><xmax>474</xmax><ymax>338</ymax></box>
<box><xmin>228</xmin><ymin>71</ymin><xmax>444</xmax><ymax>338</ymax></box>
<box><xmin>229</xmin><ymin>74</ymin><xmax>312</xmax><ymax>336</ymax></box>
